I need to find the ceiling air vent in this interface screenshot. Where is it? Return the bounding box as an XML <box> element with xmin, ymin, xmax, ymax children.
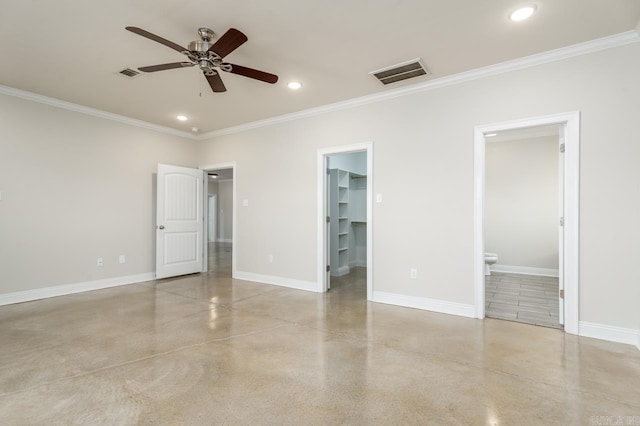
<box><xmin>370</xmin><ymin>58</ymin><xmax>428</xmax><ymax>85</ymax></box>
<box><xmin>118</xmin><ymin>68</ymin><xmax>141</xmax><ymax>78</ymax></box>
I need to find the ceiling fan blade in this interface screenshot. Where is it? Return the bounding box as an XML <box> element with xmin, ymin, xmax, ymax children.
<box><xmin>206</xmin><ymin>72</ymin><xmax>227</xmax><ymax>92</ymax></box>
<box><xmin>208</xmin><ymin>28</ymin><xmax>248</xmax><ymax>58</ymax></box>
<box><xmin>138</xmin><ymin>62</ymin><xmax>194</xmax><ymax>72</ymax></box>
<box><xmin>125</xmin><ymin>26</ymin><xmax>187</xmax><ymax>54</ymax></box>
<box><xmin>226</xmin><ymin>64</ymin><xmax>278</xmax><ymax>84</ymax></box>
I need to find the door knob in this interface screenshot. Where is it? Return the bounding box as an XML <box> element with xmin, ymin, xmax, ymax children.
<box><xmin>158</xmin><ymin>225</ymin><xmax>165</xmax><ymax>229</ymax></box>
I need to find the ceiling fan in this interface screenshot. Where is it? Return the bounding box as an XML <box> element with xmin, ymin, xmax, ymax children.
<box><xmin>125</xmin><ymin>26</ymin><xmax>278</xmax><ymax>93</ymax></box>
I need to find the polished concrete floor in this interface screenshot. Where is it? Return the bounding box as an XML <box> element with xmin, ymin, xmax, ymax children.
<box><xmin>1</xmin><ymin>267</ymin><xmax>640</xmax><ymax>424</ymax></box>
<box><xmin>207</xmin><ymin>241</ymin><xmax>232</xmax><ymax>272</ymax></box>
<box><xmin>485</xmin><ymin>272</ymin><xmax>561</xmax><ymax>329</ymax></box>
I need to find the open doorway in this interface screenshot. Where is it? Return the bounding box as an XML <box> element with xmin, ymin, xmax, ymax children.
<box><xmin>317</xmin><ymin>143</ymin><xmax>373</xmax><ymax>300</ymax></box>
<box><xmin>203</xmin><ymin>165</ymin><xmax>235</xmax><ymax>277</ymax></box>
<box><xmin>474</xmin><ymin>112</ymin><xmax>580</xmax><ymax>335</ymax></box>
<box><xmin>328</xmin><ymin>152</ymin><xmax>367</xmax><ymax>295</ymax></box>
<box><xmin>483</xmin><ymin>125</ymin><xmax>563</xmax><ymax>329</ymax></box>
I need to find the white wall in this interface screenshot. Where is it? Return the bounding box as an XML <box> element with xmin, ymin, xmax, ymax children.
<box><xmin>208</xmin><ymin>180</ymin><xmax>218</xmax><ymax>195</ymax></box>
<box><xmin>0</xmin><ymin>93</ymin><xmax>196</xmax><ymax>296</ymax></box>
<box><xmin>217</xmin><ymin>180</ymin><xmax>233</xmax><ymax>242</ymax></box>
<box><xmin>207</xmin><ymin>180</ymin><xmax>218</xmax><ymax>242</ymax></box>
<box><xmin>328</xmin><ymin>152</ymin><xmax>367</xmax><ymax>175</ymax></box>
<box><xmin>485</xmin><ymin>137</ymin><xmax>558</xmax><ymax>271</ymax></box>
<box><xmin>197</xmin><ymin>42</ymin><xmax>640</xmax><ymax>331</ymax></box>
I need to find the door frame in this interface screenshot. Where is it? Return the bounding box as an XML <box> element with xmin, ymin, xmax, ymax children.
<box><xmin>199</xmin><ymin>162</ymin><xmax>237</xmax><ymax>278</ymax></box>
<box><xmin>317</xmin><ymin>142</ymin><xmax>373</xmax><ymax>300</ymax></box>
<box><xmin>473</xmin><ymin>111</ymin><xmax>580</xmax><ymax>335</ymax></box>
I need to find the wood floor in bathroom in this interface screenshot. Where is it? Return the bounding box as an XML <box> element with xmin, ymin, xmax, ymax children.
<box><xmin>485</xmin><ymin>272</ymin><xmax>561</xmax><ymax>329</ymax></box>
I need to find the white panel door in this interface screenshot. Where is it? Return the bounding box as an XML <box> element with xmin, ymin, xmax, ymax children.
<box><xmin>156</xmin><ymin>164</ymin><xmax>204</xmax><ymax>279</ymax></box>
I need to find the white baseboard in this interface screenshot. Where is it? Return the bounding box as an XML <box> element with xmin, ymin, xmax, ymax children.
<box><xmin>491</xmin><ymin>264</ymin><xmax>559</xmax><ymax>277</ymax></box>
<box><xmin>373</xmin><ymin>291</ymin><xmax>476</xmax><ymax>318</ymax></box>
<box><xmin>330</xmin><ymin>266</ymin><xmax>350</xmax><ymax>277</ymax></box>
<box><xmin>579</xmin><ymin>321</ymin><xmax>640</xmax><ymax>348</ymax></box>
<box><xmin>349</xmin><ymin>261</ymin><xmax>367</xmax><ymax>268</ymax></box>
<box><xmin>0</xmin><ymin>272</ymin><xmax>155</xmax><ymax>306</ymax></box>
<box><xmin>234</xmin><ymin>271</ymin><xmax>318</xmax><ymax>292</ymax></box>
<box><xmin>214</xmin><ymin>238</ymin><xmax>232</xmax><ymax>243</ymax></box>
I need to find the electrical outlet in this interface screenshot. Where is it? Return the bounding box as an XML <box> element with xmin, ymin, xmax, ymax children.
<box><xmin>119</xmin><ymin>255</ymin><xmax>126</xmax><ymax>264</ymax></box>
<box><xmin>268</xmin><ymin>255</ymin><xmax>273</xmax><ymax>263</ymax></box>
<box><xmin>410</xmin><ymin>268</ymin><xmax>417</xmax><ymax>279</ymax></box>
<box><xmin>243</xmin><ymin>199</ymin><xmax>249</xmax><ymax>207</ymax></box>
<box><xmin>97</xmin><ymin>258</ymin><xmax>104</xmax><ymax>267</ymax></box>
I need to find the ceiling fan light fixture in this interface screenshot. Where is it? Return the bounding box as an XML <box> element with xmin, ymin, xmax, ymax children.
<box><xmin>287</xmin><ymin>81</ymin><xmax>302</xmax><ymax>90</ymax></box>
<box><xmin>176</xmin><ymin>115</ymin><xmax>188</xmax><ymax>121</ymax></box>
<box><xmin>510</xmin><ymin>5</ymin><xmax>537</xmax><ymax>21</ymax></box>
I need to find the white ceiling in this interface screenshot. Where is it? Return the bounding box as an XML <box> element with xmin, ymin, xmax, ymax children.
<box><xmin>207</xmin><ymin>168</ymin><xmax>233</xmax><ymax>180</ymax></box>
<box><xmin>1</xmin><ymin>1</ymin><xmax>639</xmax><ymax>134</ymax></box>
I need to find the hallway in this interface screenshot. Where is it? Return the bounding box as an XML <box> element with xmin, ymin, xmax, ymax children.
<box><xmin>207</xmin><ymin>241</ymin><xmax>232</xmax><ymax>275</ymax></box>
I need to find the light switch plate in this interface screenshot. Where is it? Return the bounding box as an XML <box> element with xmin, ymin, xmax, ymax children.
<box><xmin>376</xmin><ymin>193</ymin><xmax>383</xmax><ymax>203</ymax></box>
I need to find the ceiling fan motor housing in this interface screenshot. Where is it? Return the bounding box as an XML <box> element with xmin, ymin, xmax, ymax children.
<box><xmin>188</xmin><ymin>40</ymin><xmax>211</xmax><ymax>52</ymax></box>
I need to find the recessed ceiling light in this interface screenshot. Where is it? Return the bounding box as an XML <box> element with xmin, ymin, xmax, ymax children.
<box><xmin>208</xmin><ymin>173</ymin><xmax>218</xmax><ymax>179</ymax></box>
<box><xmin>191</xmin><ymin>127</ymin><xmax>199</xmax><ymax>133</ymax></box>
<box><xmin>485</xmin><ymin>133</ymin><xmax>498</xmax><ymax>137</ymax></box>
<box><xmin>176</xmin><ymin>115</ymin><xmax>188</xmax><ymax>121</ymax></box>
<box><xmin>287</xmin><ymin>81</ymin><xmax>302</xmax><ymax>90</ymax></box>
<box><xmin>510</xmin><ymin>5</ymin><xmax>536</xmax><ymax>21</ymax></box>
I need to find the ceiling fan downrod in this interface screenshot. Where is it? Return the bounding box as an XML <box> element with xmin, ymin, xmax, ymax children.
<box><xmin>187</xmin><ymin>28</ymin><xmax>232</xmax><ymax>75</ymax></box>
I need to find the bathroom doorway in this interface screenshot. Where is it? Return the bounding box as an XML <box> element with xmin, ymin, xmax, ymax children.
<box><xmin>483</xmin><ymin>125</ymin><xmax>562</xmax><ymax>328</ymax></box>
<box><xmin>474</xmin><ymin>112</ymin><xmax>580</xmax><ymax>335</ymax></box>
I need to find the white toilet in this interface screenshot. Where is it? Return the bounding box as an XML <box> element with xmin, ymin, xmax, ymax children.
<box><xmin>484</xmin><ymin>253</ymin><xmax>498</xmax><ymax>276</ymax></box>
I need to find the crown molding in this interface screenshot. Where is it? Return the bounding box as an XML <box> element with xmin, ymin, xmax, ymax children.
<box><xmin>0</xmin><ymin>85</ymin><xmax>197</xmax><ymax>140</ymax></box>
<box><xmin>199</xmin><ymin>30</ymin><xmax>640</xmax><ymax>140</ymax></box>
